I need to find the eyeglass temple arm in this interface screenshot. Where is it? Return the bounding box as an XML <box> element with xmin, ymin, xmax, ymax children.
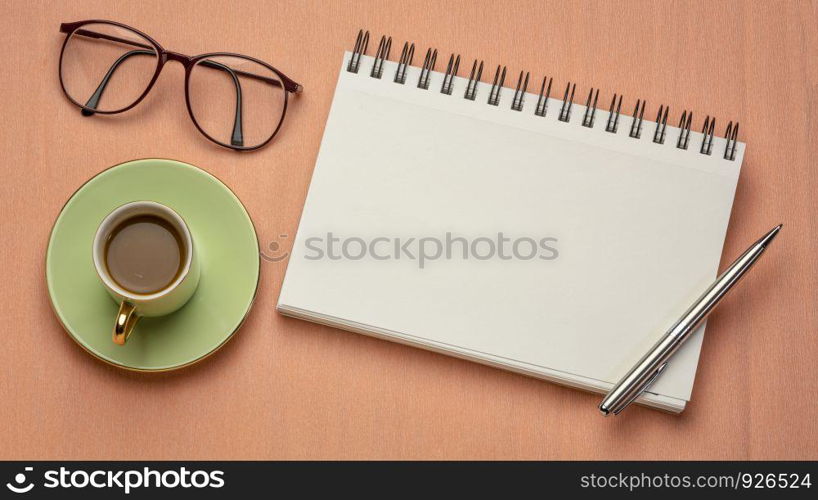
<box><xmin>79</xmin><ymin>49</ymin><xmax>152</xmax><ymax>116</ymax></box>
<box><xmin>61</xmin><ymin>25</ymin><xmax>303</xmax><ymax>93</ymax></box>
<box><xmin>203</xmin><ymin>60</ymin><xmax>244</xmax><ymax>147</ymax></box>
<box><xmin>81</xmin><ymin>50</ymin><xmax>246</xmax><ymax>147</ymax></box>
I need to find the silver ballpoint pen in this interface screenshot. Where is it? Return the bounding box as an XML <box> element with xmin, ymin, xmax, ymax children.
<box><xmin>599</xmin><ymin>224</ymin><xmax>782</xmax><ymax>416</ymax></box>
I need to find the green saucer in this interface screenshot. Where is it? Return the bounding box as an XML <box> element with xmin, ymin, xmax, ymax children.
<box><xmin>46</xmin><ymin>159</ymin><xmax>260</xmax><ymax>371</ymax></box>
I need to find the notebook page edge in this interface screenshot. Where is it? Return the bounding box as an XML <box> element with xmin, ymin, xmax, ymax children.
<box><xmin>277</xmin><ymin>303</ymin><xmax>686</xmax><ymax>413</ymax></box>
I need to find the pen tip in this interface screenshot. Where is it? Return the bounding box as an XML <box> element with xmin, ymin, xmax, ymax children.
<box><xmin>758</xmin><ymin>224</ymin><xmax>782</xmax><ymax>247</ymax></box>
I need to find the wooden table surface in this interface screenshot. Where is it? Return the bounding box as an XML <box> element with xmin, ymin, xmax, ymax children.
<box><xmin>1</xmin><ymin>0</ymin><xmax>816</xmax><ymax>460</ymax></box>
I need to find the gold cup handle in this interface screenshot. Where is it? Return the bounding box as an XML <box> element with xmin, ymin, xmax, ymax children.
<box><xmin>113</xmin><ymin>301</ymin><xmax>140</xmax><ymax>345</ymax></box>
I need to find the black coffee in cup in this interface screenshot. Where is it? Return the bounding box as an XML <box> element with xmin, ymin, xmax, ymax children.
<box><xmin>104</xmin><ymin>215</ymin><xmax>185</xmax><ymax>294</ymax></box>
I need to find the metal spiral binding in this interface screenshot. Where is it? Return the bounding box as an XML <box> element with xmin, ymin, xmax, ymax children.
<box><xmin>487</xmin><ymin>65</ymin><xmax>506</xmax><ymax>106</ymax></box>
<box><xmin>440</xmin><ymin>54</ymin><xmax>460</xmax><ymax>95</ymax></box>
<box><xmin>347</xmin><ymin>30</ymin><xmax>369</xmax><ymax>73</ymax></box>
<box><xmin>349</xmin><ymin>30</ymin><xmax>742</xmax><ymax>161</ymax></box>
<box><xmin>653</xmin><ymin>105</ymin><xmax>669</xmax><ymax>144</ymax></box>
<box><xmin>370</xmin><ymin>36</ymin><xmax>391</xmax><ymax>79</ymax></box>
<box><xmin>417</xmin><ymin>48</ymin><xmax>437</xmax><ymax>90</ymax></box>
<box><xmin>582</xmin><ymin>88</ymin><xmax>599</xmax><ymax>128</ymax></box>
<box><xmin>629</xmin><ymin>99</ymin><xmax>646</xmax><ymax>138</ymax></box>
<box><xmin>606</xmin><ymin>94</ymin><xmax>622</xmax><ymax>133</ymax></box>
<box><xmin>394</xmin><ymin>42</ymin><xmax>414</xmax><ymax>84</ymax></box>
<box><xmin>534</xmin><ymin>76</ymin><xmax>553</xmax><ymax>117</ymax></box>
<box><xmin>511</xmin><ymin>71</ymin><xmax>529</xmax><ymax>111</ymax></box>
<box><xmin>558</xmin><ymin>83</ymin><xmax>575</xmax><ymax>122</ymax></box>
<box><xmin>677</xmin><ymin>111</ymin><xmax>692</xmax><ymax>149</ymax></box>
<box><xmin>700</xmin><ymin>116</ymin><xmax>715</xmax><ymax>155</ymax></box>
<box><xmin>724</xmin><ymin>122</ymin><xmax>739</xmax><ymax>160</ymax></box>
<box><xmin>464</xmin><ymin>59</ymin><xmax>483</xmax><ymax>101</ymax></box>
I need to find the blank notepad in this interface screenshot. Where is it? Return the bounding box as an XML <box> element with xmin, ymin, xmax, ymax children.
<box><xmin>279</xmin><ymin>44</ymin><xmax>743</xmax><ymax>413</ymax></box>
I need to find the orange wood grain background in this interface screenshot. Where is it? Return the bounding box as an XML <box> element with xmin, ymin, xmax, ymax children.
<box><xmin>1</xmin><ymin>0</ymin><xmax>816</xmax><ymax>460</ymax></box>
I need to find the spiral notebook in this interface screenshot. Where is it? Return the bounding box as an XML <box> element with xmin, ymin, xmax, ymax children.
<box><xmin>278</xmin><ymin>31</ymin><xmax>744</xmax><ymax>413</ymax></box>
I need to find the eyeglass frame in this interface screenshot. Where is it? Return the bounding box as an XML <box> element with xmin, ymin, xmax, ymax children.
<box><xmin>58</xmin><ymin>19</ymin><xmax>303</xmax><ymax>151</ymax></box>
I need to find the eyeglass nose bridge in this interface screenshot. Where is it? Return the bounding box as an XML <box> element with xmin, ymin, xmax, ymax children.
<box><xmin>163</xmin><ymin>51</ymin><xmax>194</xmax><ymax>67</ymax></box>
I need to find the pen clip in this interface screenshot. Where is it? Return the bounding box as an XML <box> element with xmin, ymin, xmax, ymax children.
<box><xmin>612</xmin><ymin>362</ymin><xmax>668</xmax><ymax>415</ymax></box>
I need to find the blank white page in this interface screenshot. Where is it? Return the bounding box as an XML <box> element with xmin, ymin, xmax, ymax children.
<box><xmin>279</xmin><ymin>54</ymin><xmax>743</xmax><ymax>411</ymax></box>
